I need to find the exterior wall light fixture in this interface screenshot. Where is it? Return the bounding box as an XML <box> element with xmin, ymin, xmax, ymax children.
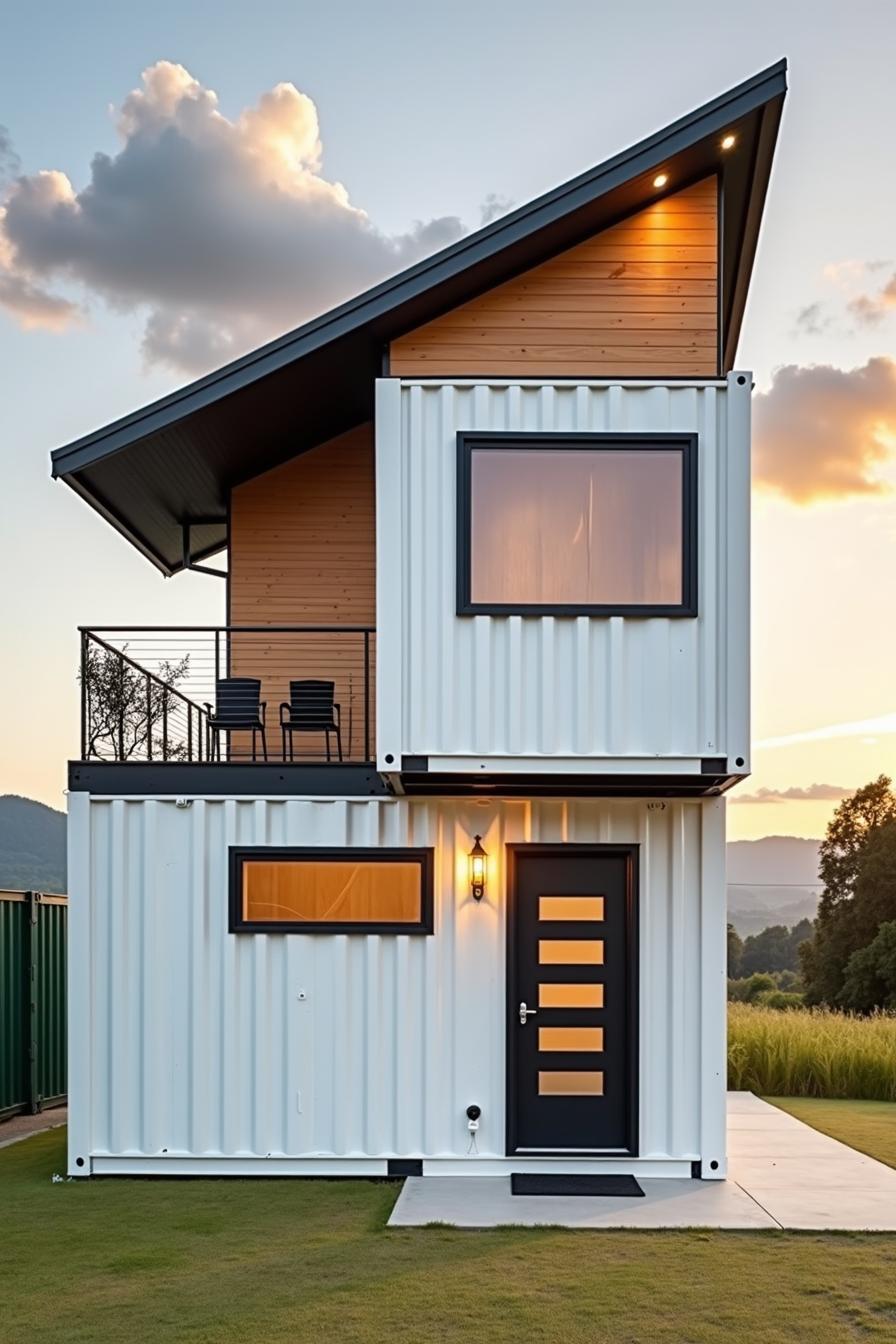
<box><xmin>469</xmin><ymin>835</ymin><xmax>487</xmax><ymax>901</ymax></box>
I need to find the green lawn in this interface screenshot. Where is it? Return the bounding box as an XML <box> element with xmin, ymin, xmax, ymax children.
<box><xmin>4</xmin><ymin>1129</ymin><xmax>896</xmax><ymax>1343</ymax></box>
<box><xmin>769</xmin><ymin>1097</ymin><xmax>896</xmax><ymax>1170</ymax></box>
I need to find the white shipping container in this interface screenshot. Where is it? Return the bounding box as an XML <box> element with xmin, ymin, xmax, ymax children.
<box><xmin>376</xmin><ymin>376</ymin><xmax>750</xmax><ymax>774</ymax></box>
<box><xmin>67</xmin><ymin>793</ymin><xmax>727</xmax><ymax>1178</ymax></box>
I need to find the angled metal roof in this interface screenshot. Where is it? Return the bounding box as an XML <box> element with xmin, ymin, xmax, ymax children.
<box><xmin>51</xmin><ymin>60</ymin><xmax>787</xmax><ymax>574</ymax></box>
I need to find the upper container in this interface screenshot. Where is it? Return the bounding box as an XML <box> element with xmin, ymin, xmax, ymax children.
<box><xmin>376</xmin><ymin>372</ymin><xmax>750</xmax><ymax>784</ymax></box>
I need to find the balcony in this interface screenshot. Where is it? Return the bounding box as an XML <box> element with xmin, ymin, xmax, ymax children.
<box><xmin>77</xmin><ymin>626</ymin><xmax>375</xmax><ymax>768</ymax></box>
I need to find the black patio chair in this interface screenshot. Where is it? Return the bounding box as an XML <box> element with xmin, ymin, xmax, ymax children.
<box><xmin>205</xmin><ymin>677</ymin><xmax>267</xmax><ymax>761</ymax></box>
<box><xmin>280</xmin><ymin>680</ymin><xmax>343</xmax><ymax>761</ymax></box>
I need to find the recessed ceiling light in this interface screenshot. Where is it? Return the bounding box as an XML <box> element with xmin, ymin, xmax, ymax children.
<box><xmin>653</xmin><ymin>173</ymin><xmax>668</xmax><ymax>188</ymax></box>
<box><xmin>721</xmin><ymin>133</ymin><xmax>736</xmax><ymax>150</ymax></box>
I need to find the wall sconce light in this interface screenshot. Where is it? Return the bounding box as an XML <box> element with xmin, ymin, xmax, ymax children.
<box><xmin>469</xmin><ymin>835</ymin><xmax>487</xmax><ymax>901</ymax></box>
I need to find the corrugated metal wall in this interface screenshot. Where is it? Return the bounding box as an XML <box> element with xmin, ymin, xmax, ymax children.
<box><xmin>0</xmin><ymin>892</ymin><xmax>67</xmax><ymax>1116</ymax></box>
<box><xmin>379</xmin><ymin>378</ymin><xmax>748</xmax><ymax>764</ymax></box>
<box><xmin>36</xmin><ymin>898</ymin><xmax>67</xmax><ymax>1107</ymax></box>
<box><xmin>74</xmin><ymin>796</ymin><xmax>724</xmax><ymax>1169</ymax></box>
<box><xmin>0</xmin><ymin>895</ymin><xmax>26</xmax><ymax>1114</ymax></box>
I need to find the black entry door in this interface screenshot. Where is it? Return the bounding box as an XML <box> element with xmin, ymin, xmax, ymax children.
<box><xmin>506</xmin><ymin>845</ymin><xmax>637</xmax><ymax>1155</ymax></box>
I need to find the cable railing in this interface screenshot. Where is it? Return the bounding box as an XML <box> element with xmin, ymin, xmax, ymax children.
<box><xmin>79</xmin><ymin>626</ymin><xmax>375</xmax><ymax>763</ymax></box>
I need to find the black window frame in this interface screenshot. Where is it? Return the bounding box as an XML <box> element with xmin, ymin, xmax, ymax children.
<box><xmin>456</xmin><ymin>431</ymin><xmax>698</xmax><ymax>618</ymax></box>
<box><xmin>229</xmin><ymin>845</ymin><xmax>435</xmax><ymax>935</ymax></box>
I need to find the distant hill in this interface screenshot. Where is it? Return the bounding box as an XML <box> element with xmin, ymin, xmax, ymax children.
<box><xmin>727</xmin><ymin>835</ymin><xmax>821</xmax><ymax>936</ymax></box>
<box><xmin>0</xmin><ymin>795</ymin><xmax>66</xmax><ymax>894</ymax></box>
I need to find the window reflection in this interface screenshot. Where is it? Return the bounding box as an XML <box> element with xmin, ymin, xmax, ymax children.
<box><xmin>242</xmin><ymin>860</ymin><xmax>422</xmax><ymax>923</ymax></box>
<box><xmin>470</xmin><ymin>447</ymin><xmax>683</xmax><ymax>606</ymax></box>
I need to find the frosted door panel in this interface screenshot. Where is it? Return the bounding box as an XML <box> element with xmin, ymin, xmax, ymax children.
<box><xmin>538</xmin><ymin>1071</ymin><xmax>604</xmax><ymax>1096</ymax></box>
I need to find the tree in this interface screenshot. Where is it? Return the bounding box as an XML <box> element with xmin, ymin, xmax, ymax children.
<box><xmin>817</xmin><ymin>776</ymin><xmax>896</xmax><ymax>920</ymax></box>
<box><xmin>787</xmin><ymin>917</ymin><xmax>814</xmax><ymax>963</ymax></box>
<box><xmin>730</xmin><ymin>913</ymin><xmax>816</xmax><ymax>978</ymax></box>
<box><xmin>759</xmin><ymin>990</ymin><xmax>804</xmax><ymax>1010</ymax></box>
<box><xmin>802</xmin><ymin>787</ymin><xmax>896</xmax><ymax>1006</ymax></box>
<box><xmin>800</xmin><ymin>774</ymin><xmax>896</xmax><ymax>1005</ymax></box>
<box><xmin>80</xmin><ymin>644</ymin><xmax>191</xmax><ymax>760</ymax></box>
<box><xmin>838</xmin><ymin>921</ymin><xmax>896</xmax><ymax>1012</ymax></box>
<box><xmin>839</xmin><ymin>921</ymin><xmax>896</xmax><ymax>1012</ymax></box>
<box><xmin>728</xmin><ymin>972</ymin><xmax>775</xmax><ymax>1003</ymax></box>
<box><xmin>740</xmin><ymin>924</ymin><xmax>791</xmax><ymax>975</ymax></box>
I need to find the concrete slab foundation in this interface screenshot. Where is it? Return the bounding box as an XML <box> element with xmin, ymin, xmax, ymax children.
<box><xmin>388</xmin><ymin>1094</ymin><xmax>896</xmax><ymax>1231</ymax></box>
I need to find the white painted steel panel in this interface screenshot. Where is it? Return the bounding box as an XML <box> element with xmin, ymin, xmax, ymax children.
<box><xmin>376</xmin><ymin>375</ymin><xmax>750</xmax><ymax>769</ymax></box>
<box><xmin>69</xmin><ymin>794</ymin><xmax>725</xmax><ymax>1175</ymax></box>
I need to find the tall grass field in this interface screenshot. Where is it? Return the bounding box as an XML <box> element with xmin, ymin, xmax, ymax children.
<box><xmin>728</xmin><ymin>1003</ymin><xmax>896</xmax><ymax>1100</ymax></box>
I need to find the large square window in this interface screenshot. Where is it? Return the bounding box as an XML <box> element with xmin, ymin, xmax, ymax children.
<box><xmin>456</xmin><ymin>433</ymin><xmax>697</xmax><ymax>616</ymax></box>
<box><xmin>230</xmin><ymin>847</ymin><xmax>434</xmax><ymax>934</ymax></box>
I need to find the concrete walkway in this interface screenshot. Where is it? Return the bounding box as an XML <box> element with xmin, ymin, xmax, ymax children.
<box><xmin>0</xmin><ymin>1106</ymin><xmax>67</xmax><ymax>1151</ymax></box>
<box><xmin>727</xmin><ymin>1091</ymin><xmax>896</xmax><ymax>1230</ymax></box>
<box><xmin>389</xmin><ymin>1093</ymin><xmax>896</xmax><ymax>1230</ymax></box>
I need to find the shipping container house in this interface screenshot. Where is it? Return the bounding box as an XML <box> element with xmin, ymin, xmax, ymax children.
<box><xmin>52</xmin><ymin>62</ymin><xmax>786</xmax><ymax>1180</ymax></box>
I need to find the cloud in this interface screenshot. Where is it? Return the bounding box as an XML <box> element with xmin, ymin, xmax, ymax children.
<box><xmin>0</xmin><ymin>128</ymin><xmax>77</xmax><ymax>328</ymax></box>
<box><xmin>789</xmin><ymin>260</ymin><xmax>896</xmax><ymax>339</ymax></box>
<box><xmin>825</xmin><ymin>258</ymin><xmax>891</xmax><ymax>282</ymax></box>
<box><xmin>0</xmin><ymin>62</ymin><xmax>466</xmax><ymax>372</ymax></box>
<box><xmin>794</xmin><ymin>301</ymin><xmax>831</xmax><ymax>336</ymax></box>
<box><xmin>753</xmin><ymin>358</ymin><xmax>896</xmax><ymax>503</ymax></box>
<box><xmin>480</xmin><ymin>193</ymin><xmax>514</xmax><ymax>226</ymax></box>
<box><xmin>823</xmin><ymin>259</ymin><xmax>871</xmax><ymax>287</ymax></box>
<box><xmin>731</xmin><ymin>784</ymin><xmax>853</xmax><ymax>805</ymax></box>
<box><xmin>756</xmin><ymin>712</ymin><xmax>896</xmax><ymax>751</ymax></box>
<box><xmin>0</xmin><ymin>224</ymin><xmax>80</xmax><ymax>330</ymax></box>
<box><xmin>813</xmin><ymin>259</ymin><xmax>896</xmax><ymax>331</ymax></box>
<box><xmin>848</xmin><ymin>274</ymin><xmax>896</xmax><ymax>327</ymax></box>
<box><xmin>0</xmin><ymin>126</ymin><xmax>19</xmax><ymax>185</ymax></box>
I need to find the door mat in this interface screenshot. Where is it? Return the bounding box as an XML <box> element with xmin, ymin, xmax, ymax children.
<box><xmin>511</xmin><ymin>1173</ymin><xmax>644</xmax><ymax>1197</ymax></box>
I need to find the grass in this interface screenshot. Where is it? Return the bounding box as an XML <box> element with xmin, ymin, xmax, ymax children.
<box><xmin>728</xmin><ymin>1002</ymin><xmax>896</xmax><ymax>1100</ymax></box>
<box><xmin>770</xmin><ymin>1097</ymin><xmax>896</xmax><ymax>1170</ymax></box>
<box><xmin>5</xmin><ymin>1130</ymin><xmax>896</xmax><ymax>1342</ymax></box>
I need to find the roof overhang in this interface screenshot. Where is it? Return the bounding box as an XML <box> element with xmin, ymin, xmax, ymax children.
<box><xmin>51</xmin><ymin>60</ymin><xmax>786</xmax><ymax>575</ymax></box>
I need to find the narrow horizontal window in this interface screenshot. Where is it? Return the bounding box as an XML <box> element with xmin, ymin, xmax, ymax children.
<box><xmin>229</xmin><ymin>847</ymin><xmax>434</xmax><ymax>934</ymax></box>
<box><xmin>457</xmin><ymin>433</ymin><xmax>697</xmax><ymax>617</ymax></box>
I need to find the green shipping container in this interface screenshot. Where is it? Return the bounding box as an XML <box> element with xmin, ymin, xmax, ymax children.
<box><xmin>0</xmin><ymin>891</ymin><xmax>67</xmax><ymax>1118</ymax></box>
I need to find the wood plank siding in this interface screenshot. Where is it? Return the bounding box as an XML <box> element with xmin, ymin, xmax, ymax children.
<box><xmin>228</xmin><ymin>424</ymin><xmax>376</xmax><ymax>759</ymax></box>
<box><xmin>390</xmin><ymin>178</ymin><xmax>719</xmax><ymax>378</ymax></box>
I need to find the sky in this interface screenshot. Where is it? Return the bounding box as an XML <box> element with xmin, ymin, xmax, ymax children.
<box><xmin>1</xmin><ymin>0</ymin><xmax>895</xmax><ymax>842</ymax></box>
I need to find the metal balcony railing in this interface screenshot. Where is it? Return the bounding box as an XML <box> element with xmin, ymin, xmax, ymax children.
<box><xmin>78</xmin><ymin>626</ymin><xmax>375</xmax><ymax>763</ymax></box>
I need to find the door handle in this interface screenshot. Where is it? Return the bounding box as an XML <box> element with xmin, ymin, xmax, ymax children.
<box><xmin>519</xmin><ymin>1001</ymin><xmax>537</xmax><ymax>1026</ymax></box>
